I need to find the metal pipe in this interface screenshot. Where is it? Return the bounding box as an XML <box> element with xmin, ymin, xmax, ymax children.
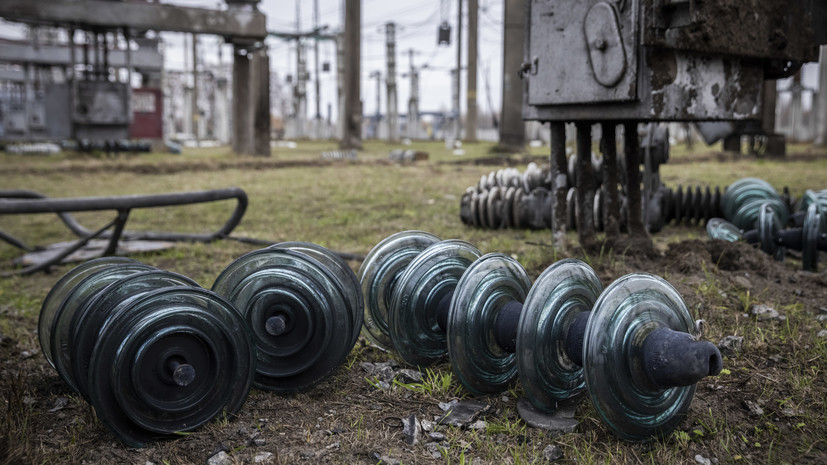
<box><xmin>0</xmin><ymin>187</ymin><xmax>248</xmax><ymax>243</ymax></box>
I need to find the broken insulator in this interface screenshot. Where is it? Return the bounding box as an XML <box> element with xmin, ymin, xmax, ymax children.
<box><xmin>711</xmin><ymin>201</ymin><xmax>826</xmax><ymax>271</ymax></box>
<box><xmin>212</xmin><ymin>242</ymin><xmax>363</xmax><ymax>393</ymax></box>
<box><xmin>706</xmin><ymin>217</ymin><xmax>743</xmax><ymax>242</ymax></box>
<box><xmin>39</xmin><ymin>257</ymin><xmax>255</xmax><ymax>447</ymax></box>
<box><xmin>721</xmin><ymin>178</ymin><xmax>789</xmax><ymax>230</ymax></box>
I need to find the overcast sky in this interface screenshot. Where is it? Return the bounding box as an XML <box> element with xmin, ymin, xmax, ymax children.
<box><xmin>159</xmin><ymin>0</ymin><xmax>506</xmax><ymax>120</ymax></box>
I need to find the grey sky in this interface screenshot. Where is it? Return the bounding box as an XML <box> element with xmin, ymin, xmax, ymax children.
<box><xmin>161</xmin><ymin>0</ymin><xmax>506</xmax><ymax>119</ymax></box>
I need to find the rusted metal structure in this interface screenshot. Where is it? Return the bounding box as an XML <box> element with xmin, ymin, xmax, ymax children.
<box><xmin>521</xmin><ymin>0</ymin><xmax>827</xmax><ymax>248</ymax></box>
<box><xmin>0</xmin><ymin>0</ymin><xmax>270</xmax><ymax>155</ymax></box>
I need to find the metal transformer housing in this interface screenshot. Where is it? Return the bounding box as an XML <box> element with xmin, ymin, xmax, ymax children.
<box><xmin>522</xmin><ymin>0</ymin><xmax>823</xmax><ymax>122</ymax></box>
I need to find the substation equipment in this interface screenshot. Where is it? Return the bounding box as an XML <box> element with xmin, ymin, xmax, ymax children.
<box><xmin>518</xmin><ymin>0</ymin><xmax>827</xmax><ymax>247</ymax></box>
<box><xmin>359</xmin><ymin>230</ymin><xmax>722</xmax><ymax>441</ymax></box>
<box><xmin>0</xmin><ymin>32</ymin><xmax>163</xmax><ymax>143</ymax></box>
<box><xmin>0</xmin><ymin>0</ymin><xmax>270</xmax><ymax>155</ymax></box>
<box><xmin>38</xmin><ymin>242</ymin><xmax>364</xmax><ymax>446</ymax></box>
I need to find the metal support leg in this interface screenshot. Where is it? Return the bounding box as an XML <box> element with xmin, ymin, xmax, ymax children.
<box><xmin>104</xmin><ymin>209</ymin><xmax>130</xmax><ymax>256</ymax></box>
<box><xmin>575</xmin><ymin>122</ymin><xmax>596</xmax><ymax>248</ymax></box>
<box><xmin>550</xmin><ymin>122</ymin><xmax>568</xmax><ymax>250</ymax></box>
<box><xmin>624</xmin><ymin>122</ymin><xmax>647</xmax><ymax>236</ymax></box>
<box><xmin>601</xmin><ymin>122</ymin><xmax>620</xmax><ymax>239</ymax></box>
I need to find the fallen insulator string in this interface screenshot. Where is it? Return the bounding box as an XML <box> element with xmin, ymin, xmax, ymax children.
<box><xmin>359</xmin><ymin>230</ymin><xmax>722</xmax><ymax>442</ymax></box>
<box><xmin>460</xmin><ymin>167</ymin><xmax>802</xmax><ymax>234</ymax></box>
<box><xmin>39</xmin><ymin>241</ymin><xmax>364</xmax><ymax>447</ymax></box>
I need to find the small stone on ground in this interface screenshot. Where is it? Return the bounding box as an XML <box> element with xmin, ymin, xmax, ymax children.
<box><xmin>717</xmin><ymin>335</ymin><xmax>744</xmax><ymax>355</ymax></box>
<box><xmin>543</xmin><ymin>444</ymin><xmax>564</xmax><ymax>461</ymax></box>
<box><xmin>695</xmin><ymin>454</ymin><xmax>712</xmax><ymax>465</ymax></box>
<box><xmin>437</xmin><ymin>400</ymin><xmax>489</xmax><ymax>427</ymax></box>
<box><xmin>742</xmin><ymin>399</ymin><xmax>764</xmax><ymax>416</ymax></box>
<box><xmin>207</xmin><ymin>451</ymin><xmax>232</xmax><ymax>465</ymax></box>
<box><xmin>402</xmin><ymin>414</ymin><xmax>420</xmax><ymax>445</ymax></box>
<box><xmin>750</xmin><ymin>304</ymin><xmax>783</xmax><ymax>321</ymax></box>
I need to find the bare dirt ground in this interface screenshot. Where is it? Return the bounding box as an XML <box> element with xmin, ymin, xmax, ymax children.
<box><xmin>2</xmin><ymin>236</ymin><xmax>826</xmax><ymax>465</ymax></box>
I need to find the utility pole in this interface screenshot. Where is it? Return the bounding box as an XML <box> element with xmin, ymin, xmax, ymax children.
<box><xmin>269</xmin><ymin>25</ymin><xmax>335</xmax><ymax>141</ymax></box>
<box><xmin>313</xmin><ymin>0</ymin><xmax>321</xmax><ymax>121</ymax></box>
<box><xmin>191</xmin><ymin>32</ymin><xmax>199</xmax><ymax>146</ymax></box>
<box><xmin>370</xmin><ymin>70</ymin><xmax>382</xmax><ymax>138</ymax></box>
<box><xmin>406</xmin><ymin>48</ymin><xmax>420</xmax><ymax>140</ymax></box>
<box><xmin>337</xmin><ymin>33</ymin><xmax>345</xmax><ymax>141</ymax></box>
<box><xmin>454</xmin><ymin>0</ymin><xmax>463</xmax><ymax>141</ymax></box>
<box><xmin>385</xmin><ymin>22</ymin><xmax>399</xmax><ymax>143</ymax></box>
<box><xmin>341</xmin><ymin>0</ymin><xmax>362</xmax><ymax>149</ymax></box>
<box><xmin>294</xmin><ymin>41</ymin><xmax>307</xmax><ymax>138</ymax></box>
<box><xmin>816</xmin><ymin>45</ymin><xmax>827</xmax><ymax>145</ymax></box>
<box><xmin>465</xmin><ymin>0</ymin><xmax>477</xmax><ymax>142</ymax></box>
<box><xmin>293</xmin><ymin>1</ymin><xmax>306</xmax><ymax>138</ymax></box>
<box><xmin>499</xmin><ymin>0</ymin><xmax>525</xmax><ymax>151</ymax></box>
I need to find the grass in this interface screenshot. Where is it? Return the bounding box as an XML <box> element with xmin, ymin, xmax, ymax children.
<box><xmin>1</xmin><ymin>139</ymin><xmax>826</xmax><ymax>464</ymax></box>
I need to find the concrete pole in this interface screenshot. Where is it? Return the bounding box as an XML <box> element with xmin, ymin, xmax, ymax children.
<box><xmin>451</xmin><ymin>68</ymin><xmax>459</xmax><ymax>143</ymax></box>
<box><xmin>183</xmin><ymin>85</ymin><xmax>193</xmax><ymax>136</ymax></box>
<box><xmin>386</xmin><ymin>22</ymin><xmax>399</xmax><ymax>143</ymax></box>
<box><xmin>191</xmin><ymin>33</ymin><xmax>199</xmax><ymax>145</ymax></box>
<box><xmin>215</xmin><ymin>77</ymin><xmax>230</xmax><ymax>144</ymax></box>
<box><xmin>815</xmin><ymin>45</ymin><xmax>827</xmax><ymax>145</ymax></box>
<box><xmin>370</xmin><ymin>70</ymin><xmax>381</xmax><ymax>138</ymax></box>
<box><xmin>465</xmin><ymin>0</ymin><xmax>477</xmax><ymax>142</ymax></box>
<box><xmin>336</xmin><ymin>33</ymin><xmax>345</xmax><ymax>141</ymax></box>
<box><xmin>340</xmin><ymin>0</ymin><xmax>362</xmax><ymax>149</ymax></box>
<box><xmin>407</xmin><ymin>49</ymin><xmax>419</xmax><ymax>140</ymax></box>
<box><xmin>232</xmin><ymin>46</ymin><xmax>252</xmax><ymax>154</ymax></box>
<box><xmin>295</xmin><ymin>41</ymin><xmax>307</xmax><ymax>138</ymax></box>
<box><xmin>252</xmin><ymin>47</ymin><xmax>270</xmax><ymax>156</ymax></box>
<box><xmin>455</xmin><ymin>0</ymin><xmax>463</xmax><ymax>141</ymax></box>
<box><xmin>313</xmin><ymin>0</ymin><xmax>321</xmax><ymax>121</ymax></box>
<box><xmin>498</xmin><ymin>0</ymin><xmax>525</xmax><ymax>151</ymax></box>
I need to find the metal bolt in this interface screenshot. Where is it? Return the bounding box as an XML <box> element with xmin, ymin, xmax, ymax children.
<box><xmin>266</xmin><ymin>315</ymin><xmax>288</xmax><ymax>336</ymax></box>
<box><xmin>169</xmin><ymin>360</ymin><xmax>197</xmax><ymax>387</ymax></box>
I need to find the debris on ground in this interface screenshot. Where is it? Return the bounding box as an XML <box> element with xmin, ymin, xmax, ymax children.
<box><xmin>516</xmin><ymin>398</ymin><xmax>580</xmax><ymax>436</ymax></box>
